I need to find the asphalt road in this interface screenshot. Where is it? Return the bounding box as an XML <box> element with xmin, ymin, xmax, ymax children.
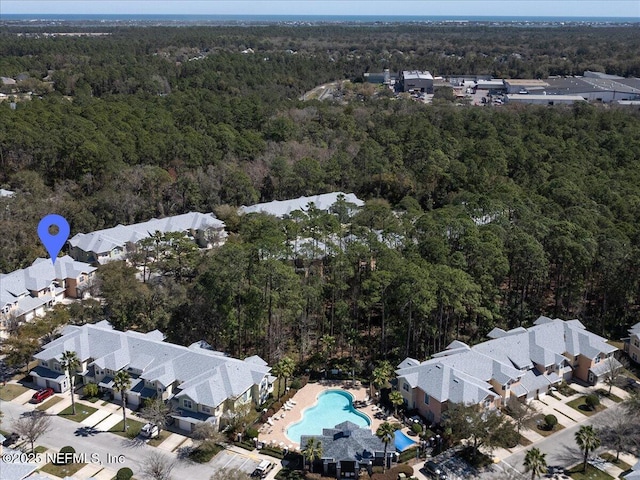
<box><xmin>0</xmin><ymin>398</ymin><xmax>217</xmax><ymax>478</ymax></box>
<box><xmin>484</xmin><ymin>406</ymin><xmax>612</xmax><ymax>479</ymax></box>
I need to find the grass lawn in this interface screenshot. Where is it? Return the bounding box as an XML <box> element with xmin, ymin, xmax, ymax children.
<box><xmin>598</xmin><ymin>453</ymin><xmax>631</xmax><ymax>471</ymax></box>
<box><xmin>40</xmin><ymin>462</ymin><xmax>86</xmax><ymax>477</ymax></box>
<box><xmin>58</xmin><ymin>404</ymin><xmax>98</xmax><ymax>422</ymax></box>
<box><xmin>83</xmin><ymin>396</ymin><xmax>101</xmax><ymax>403</ymax></box>
<box><xmin>567</xmin><ymin>464</ymin><xmax>614</xmax><ymax>479</ymax></box>
<box><xmin>595</xmin><ymin>389</ymin><xmax>623</xmax><ymax>403</ymax></box>
<box><xmin>567</xmin><ymin>396</ymin><xmax>607</xmax><ymax>416</ymax></box>
<box><xmin>557</xmin><ymin>383</ymin><xmax>579</xmax><ymax>397</ymax></box>
<box><xmin>518</xmin><ymin>434</ymin><xmax>533</xmax><ymax>446</ymax></box>
<box><xmin>34</xmin><ymin>445</ymin><xmax>47</xmax><ymax>454</ymax></box>
<box><xmin>36</xmin><ymin>396</ymin><xmax>63</xmax><ymax>411</ymax></box>
<box><xmin>109</xmin><ymin>419</ymin><xmax>145</xmax><ymax>438</ymax></box>
<box><xmin>525</xmin><ymin>414</ymin><xmax>565</xmax><ymax>437</ymax></box>
<box><xmin>146</xmin><ymin>430</ymin><xmax>171</xmax><ymax>447</ymax></box>
<box><xmin>0</xmin><ymin>383</ymin><xmax>29</xmax><ymax>401</ymax></box>
<box><xmin>188</xmin><ymin>442</ymin><xmax>224</xmax><ymax>463</ymax></box>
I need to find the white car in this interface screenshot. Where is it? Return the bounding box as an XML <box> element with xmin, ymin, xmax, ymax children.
<box><xmin>140</xmin><ymin>423</ymin><xmax>160</xmax><ymax>439</ymax></box>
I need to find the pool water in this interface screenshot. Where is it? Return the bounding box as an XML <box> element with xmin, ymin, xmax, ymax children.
<box><xmin>286</xmin><ymin>390</ymin><xmax>371</xmax><ymax>443</ymax></box>
<box><xmin>394</xmin><ymin>430</ymin><xmax>417</xmax><ymax>451</ymax></box>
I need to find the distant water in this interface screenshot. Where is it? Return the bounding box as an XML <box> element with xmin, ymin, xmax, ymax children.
<box><xmin>0</xmin><ymin>14</ymin><xmax>638</xmax><ymax>24</ymax></box>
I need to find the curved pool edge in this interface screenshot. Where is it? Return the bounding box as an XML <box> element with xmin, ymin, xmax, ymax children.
<box><xmin>284</xmin><ymin>388</ymin><xmax>372</xmax><ymax>444</ymax></box>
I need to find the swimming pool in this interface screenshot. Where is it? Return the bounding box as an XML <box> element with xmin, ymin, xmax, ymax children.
<box><xmin>394</xmin><ymin>430</ymin><xmax>417</xmax><ymax>452</ymax></box>
<box><xmin>286</xmin><ymin>390</ymin><xmax>371</xmax><ymax>443</ymax></box>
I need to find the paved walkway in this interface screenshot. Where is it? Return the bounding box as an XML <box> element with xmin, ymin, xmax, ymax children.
<box><xmin>157</xmin><ymin>432</ymin><xmax>187</xmax><ymax>452</ymax></box>
<box><xmin>74</xmin><ymin>463</ymin><xmax>103</xmax><ymax>479</ymax></box>
<box><xmin>45</xmin><ymin>396</ymin><xmax>72</xmax><ymax>415</ymax></box>
<box><xmin>94</xmin><ymin>413</ymin><xmax>124</xmax><ymax>431</ymax></box>
<box><xmin>14</xmin><ymin>388</ymin><xmax>37</xmax><ymax>405</ymax></box>
<box><xmin>81</xmin><ymin>408</ymin><xmax>111</xmax><ymax>427</ymax></box>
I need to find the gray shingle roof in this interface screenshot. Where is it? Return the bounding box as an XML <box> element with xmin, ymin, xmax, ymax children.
<box><xmin>1</xmin><ymin>255</ymin><xmax>95</xmax><ymax>311</ymax></box>
<box><xmin>68</xmin><ymin>212</ymin><xmax>225</xmax><ymax>255</ymax></box>
<box><xmin>397</xmin><ymin>317</ymin><xmax>616</xmax><ymax>405</ymax></box>
<box><xmin>35</xmin><ymin>322</ymin><xmax>270</xmax><ymax>409</ymax></box>
<box><xmin>300</xmin><ymin>421</ymin><xmax>387</xmax><ymax>463</ymax></box>
<box><xmin>0</xmin><ymin>447</ymin><xmax>38</xmax><ymax>480</ymax></box>
<box><xmin>240</xmin><ymin>192</ymin><xmax>364</xmax><ymax>217</ymax></box>
<box><xmin>628</xmin><ymin>322</ymin><xmax>640</xmax><ymax>336</ymax></box>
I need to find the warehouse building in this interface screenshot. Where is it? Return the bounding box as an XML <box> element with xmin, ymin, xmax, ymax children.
<box><xmin>505</xmin><ymin>94</ymin><xmax>586</xmax><ymax>105</ymax></box>
<box><xmin>503</xmin><ymin>79</ymin><xmax>550</xmax><ymax>94</ymax></box>
<box><xmin>401</xmin><ymin>70</ymin><xmax>434</xmax><ymax>93</ymax></box>
<box><xmin>543</xmin><ymin>76</ymin><xmax>640</xmax><ymax>103</ymax></box>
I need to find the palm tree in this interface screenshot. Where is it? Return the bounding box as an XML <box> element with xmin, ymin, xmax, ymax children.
<box><xmin>302</xmin><ymin>437</ymin><xmax>323</xmax><ymax>473</ymax></box>
<box><xmin>389</xmin><ymin>391</ymin><xmax>404</xmax><ymax>417</ymax></box>
<box><xmin>60</xmin><ymin>351</ymin><xmax>80</xmax><ymax>415</ymax></box>
<box><xmin>271</xmin><ymin>361</ymin><xmax>284</xmax><ymax>400</ymax></box>
<box><xmin>273</xmin><ymin>357</ymin><xmax>296</xmax><ymax>399</ymax></box>
<box><xmin>523</xmin><ymin>447</ymin><xmax>547</xmax><ymax>480</ymax></box>
<box><xmin>575</xmin><ymin>425</ymin><xmax>601</xmax><ymax>472</ymax></box>
<box><xmin>113</xmin><ymin>370</ymin><xmax>131</xmax><ymax>432</ymax></box>
<box><xmin>376</xmin><ymin>422</ymin><xmax>396</xmax><ymax>473</ymax></box>
<box><xmin>371</xmin><ymin>360</ymin><xmax>393</xmax><ymax>399</ymax></box>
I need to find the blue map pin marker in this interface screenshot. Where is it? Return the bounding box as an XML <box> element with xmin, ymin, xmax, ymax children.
<box><xmin>38</xmin><ymin>214</ymin><xmax>70</xmax><ymax>265</ymax></box>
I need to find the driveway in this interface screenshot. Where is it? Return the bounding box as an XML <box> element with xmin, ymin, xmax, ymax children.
<box><xmin>0</xmin><ymin>398</ymin><xmax>218</xmax><ymax>479</ymax></box>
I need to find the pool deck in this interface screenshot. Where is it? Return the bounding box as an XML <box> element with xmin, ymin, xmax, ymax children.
<box><xmin>258</xmin><ymin>380</ymin><xmax>396</xmax><ymax>450</ymax></box>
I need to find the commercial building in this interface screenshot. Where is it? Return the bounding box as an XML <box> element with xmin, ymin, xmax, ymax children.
<box><xmin>503</xmin><ymin>79</ymin><xmax>550</xmax><ymax>94</ymax></box>
<box><xmin>396</xmin><ymin>317</ymin><xmax>620</xmax><ymax>423</ymax></box>
<box><xmin>31</xmin><ymin>321</ymin><xmax>274</xmax><ymax>432</ymax></box>
<box><xmin>543</xmin><ymin>76</ymin><xmax>640</xmax><ymax>103</ymax></box>
<box><xmin>68</xmin><ymin>212</ymin><xmax>226</xmax><ymax>264</ymax></box>
<box><xmin>400</xmin><ymin>71</ymin><xmax>434</xmax><ymax>93</ymax></box>
<box><xmin>505</xmin><ymin>94</ymin><xmax>586</xmax><ymax>105</ymax></box>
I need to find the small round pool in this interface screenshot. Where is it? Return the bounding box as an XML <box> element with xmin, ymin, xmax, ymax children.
<box><xmin>394</xmin><ymin>429</ymin><xmax>417</xmax><ymax>452</ymax></box>
<box><xmin>286</xmin><ymin>390</ymin><xmax>370</xmax><ymax>443</ymax></box>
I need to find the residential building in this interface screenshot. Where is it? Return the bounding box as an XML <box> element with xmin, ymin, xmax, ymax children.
<box><xmin>239</xmin><ymin>192</ymin><xmax>364</xmax><ymax>218</ymax></box>
<box><xmin>396</xmin><ymin>317</ymin><xmax>620</xmax><ymax>423</ymax></box>
<box><xmin>0</xmin><ymin>256</ymin><xmax>96</xmax><ymax>338</ymax></box>
<box><xmin>0</xmin><ymin>434</ymin><xmax>39</xmax><ymax>480</ymax></box>
<box><xmin>31</xmin><ymin>321</ymin><xmax>273</xmax><ymax>432</ymax></box>
<box><xmin>623</xmin><ymin>322</ymin><xmax>640</xmax><ymax>364</ymax></box>
<box><xmin>300</xmin><ymin>421</ymin><xmax>394</xmax><ymax>478</ymax></box>
<box><xmin>400</xmin><ymin>70</ymin><xmax>434</xmax><ymax>93</ymax></box>
<box><xmin>68</xmin><ymin>212</ymin><xmax>226</xmax><ymax>264</ymax></box>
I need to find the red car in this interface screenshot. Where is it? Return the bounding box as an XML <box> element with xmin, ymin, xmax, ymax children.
<box><xmin>31</xmin><ymin>387</ymin><xmax>55</xmax><ymax>403</ymax></box>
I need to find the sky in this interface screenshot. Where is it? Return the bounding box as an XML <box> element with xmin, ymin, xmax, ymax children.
<box><xmin>1</xmin><ymin>0</ymin><xmax>639</xmax><ymax>18</ymax></box>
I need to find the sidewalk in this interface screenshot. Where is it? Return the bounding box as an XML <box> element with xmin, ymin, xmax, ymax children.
<box><xmin>157</xmin><ymin>432</ymin><xmax>188</xmax><ymax>452</ymax></box>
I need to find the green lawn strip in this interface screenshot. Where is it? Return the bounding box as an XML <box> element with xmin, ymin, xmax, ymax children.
<box><xmin>40</xmin><ymin>462</ymin><xmax>86</xmax><ymax>477</ymax></box>
<box><xmin>595</xmin><ymin>389</ymin><xmax>623</xmax><ymax>403</ymax></box>
<box><xmin>82</xmin><ymin>396</ymin><xmax>101</xmax><ymax>403</ymax></box>
<box><xmin>58</xmin><ymin>404</ymin><xmax>98</xmax><ymax>422</ymax></box>
<box><xmin>525</xmin><ymin>414</ymin><xmax>565</xmax><ymax>437</ymax></box>
<box><xmin>567</xmin><ymin>464</ymin><xmax>614</xmax><ymax>479</ymax></box>
<box><xmin>34</xmin><ymin>445</ymin><xmax>47</xmax><ymax>454</ymax></box>
<box><xmin>36</xmin><ymin>396</ymin><xmax>63</xmax><ymax>411</ymax></box>
<box><xmin>145</xmin><ymin>430</ymin><xmax>171</xmax><ymax>447</ymax></box>
<box><xmin>109</xmin><ymin>419</ymin><xmax>145</xmax><ymax>438</ymax></box>
<box><xmin>598</xmin><ymin>453</ymin><xmax>631</xmax><ymax>471</ymax></box>
<box><xmin>566</xmin><ymin>396</ymin><xmax>607</xmax><ymax>416</ymax></box>
<box><xmin>188</xmin><ymin>442</ymin><xmax>224</xmax><ymax>463</ymax></box>
<box><xmin>0</xmin><ymin>383</ymin><xmax>29</xmax><ymax>401</ymax></box>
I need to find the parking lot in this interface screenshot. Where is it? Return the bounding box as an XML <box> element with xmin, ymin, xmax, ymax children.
<box><xmin>209</xmin><ymin>450</ymin><xmax>261</xmax><ymax>475</ymax></box>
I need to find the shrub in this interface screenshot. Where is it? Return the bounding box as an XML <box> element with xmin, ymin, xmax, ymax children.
<box><xmin>55</xmin><ymin>446</ymin><xmax>75</xmax><ymax>465</ymax></box>
<box><xmin>411</xmin><ymin>423</ymin><xmax>423</xmax><ymax>434</ymax></box>
<box><xmin>371</xmin><ymin>464</ymin><xmax>414</xmax><ymax>480</ymax></box>
<box><xmin>115</xmin><ymin>467</ymin><xmax>134</xmax><ymax>480</ymax></box>
<box><xmin>585</xmin><ymin>394</ymin><xmax>600</xmax><ymax>410</ymax></box>
<box><xmin>544</xmin><ymin>414</ymin><xmax>558</xmax><ymax>430</ymax></box>
<box><xmin>246</xmin><ymin>427</ymin><xmax>259</xmax><ymax>439</ymax></box>
<box><xmin>83</xmin><ymin>383</ymin><xmax>99</xmax><ymax>398</ymax></box>
<box><xmin>272</xmin><ymin>401</ymin><xmax>283</xmax><ymax>411</ymax></box>
<box><xmin>290</xmin><ymin>378</ymin><xmax>301</xmax><ymax>390</ymax></box>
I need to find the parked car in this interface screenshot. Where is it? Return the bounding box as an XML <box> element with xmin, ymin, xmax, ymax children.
<box><xmin>251</xmin><ymin>460</ymin><xmax>274</xmax><ymax>478</ymax></box>
<box><xmin>425</xmin><ymin>460</ymin><xmax>448</xmax><ymax>479</ymax></box>
<box><xmin>31</xmin><ymin>387</ymin><xmax>54</xmax><ymax>403</ymax></box>
<box><xmin>2</xmin><ymin>432</ymin><xmax>20</xmax><ymax>447</ymax></box>
<box><xmin>140</xmin><ymin>423</ymin><xmax>160</xmax><ymax>439</ymax></box>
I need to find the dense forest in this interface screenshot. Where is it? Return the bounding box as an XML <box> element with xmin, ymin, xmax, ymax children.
<box><xmin>1</xmin><ymin>24</ymin><xmax>640</xmax><ymax>370</ymax></box>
